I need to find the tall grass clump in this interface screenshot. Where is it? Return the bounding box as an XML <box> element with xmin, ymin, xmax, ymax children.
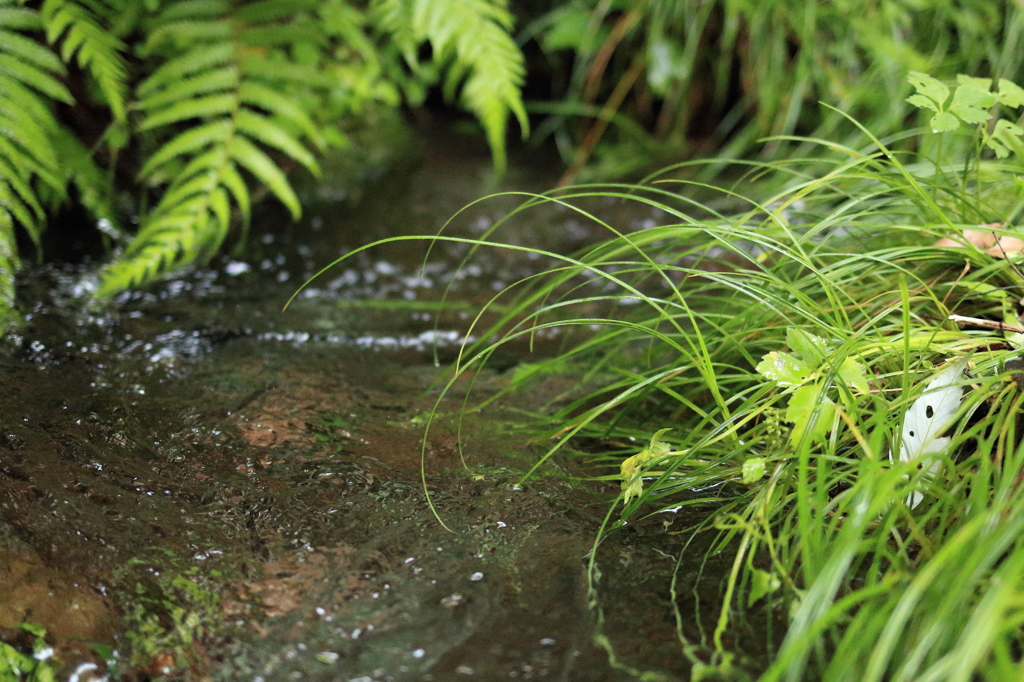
<box><xmin>294</xmin><ymin>73</ymin><xmax>1024</xmax><ymax>679</ymax></box>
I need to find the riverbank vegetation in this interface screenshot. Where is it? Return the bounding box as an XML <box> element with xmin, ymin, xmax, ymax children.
<box><xmin>5</xmin><ymin>0</ymin><xmax>1024</xmax><ymax>678</ymax></box>
<box><xmin>402</xmin><ymin>73</ymin><xmax>1024</xmax><ymax>679</ymax></box>
<box><xmin>0</xmin><ymin>0</ymin><xmax>529</xmax><ymax>333</ymax></box>
<box><xmin>3</xmin><ymin>0</ymin><xmax>1022</xmax><ymax>334</ymax></box>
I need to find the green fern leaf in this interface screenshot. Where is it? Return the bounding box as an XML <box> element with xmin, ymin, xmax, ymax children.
<box><xmin>152</xmin><ymin>170</ymin><xmax>219</xmax><ymax>214</ymax></box>
<box><xmin>0</xmin><ymin>53</ymin><xmax>74</xmax><ymax>102</ymax></box>
<box><xmin>138</xmin><ymin>42</ymin><xmax>234</xmax><ymax>94</ymax></box>
<box><xmin>0</xmin><ymin>208</ymin><xmax>17</xmax><ymax>334</ymax></box>
<box><xmin>102</xmin><ymin>0</ymin><xmax>332</xmax><ymax>294</ymax></box>
<box><xmin>226</xmin><ymin>136</ymin><xmax>300</xmax><ymax>218</ymax></box>
<box><xmin>142</xmin><ymin>19</ymin><xmax>231</xmax><ymax>52</ymax></box>
<box><xmin>139</xmin><ymin>119</ymin><xmax>234</xmax><ymax>176</ymax></box>
<box><xmin>135</xmin><ymin>65</ymin><xmax>238</xmax><ymax>109</ymax></box>
<box><xmin>219</xmin><ymin>162</ymin><xmax>250</xmax><ymax>219</ymax></box>
<box><xmin>371</xmin><ymin>0</ymin><xmax>527</xmax><ymax>172</ymax></box>
<box><xmin>241</xmin><ymin>19</ymin><xmax>325</xmax><ymax>48</ymax></box>
<box><xmin>234</xmin><ymin>0</ymin><xmax>317</xmax><ymax>23</ymax></box>
<box><xmin>0</xmin><ymin>29</ymin><xmax>66</xmax><ymax>72</ymax></box>
<box><xmin>41</xmin><ymin>0</ymin><xmax>128</xmax><ymax>118</ymax></box>
<box><xmin>150</xmin><ymin>0</ymin><xmax>231</xmax><ymax>24</ymax></box>
<box><xmin>139</xmin><ymin>92</ymin><xmax>238</xmax><ymax>129</ymax></box>
<box><xmin>0</xmin><ymin>155</ymin><xmax>46</xmax><ymax>225</ymax></box>
<box><xmin>0</xmin><ymin>79</ymin><xmax>65</xmax><ymax>134</ymax></box>
<box><xmin>51</xmin><ymin>126</ymin><xmax>125</xmax><ymax>241</ymax></box>
<box><xmin>234</xmin><ymin>109</ymin><xmax>320</xmax><ymax>175</ymax></box>
<box><xmin>0</xmin><ymin>7</ymin><xmax>44</xmax><ymax>30</ymax></box>
<box><xmin>0</xmin><ymin>7</ymin><xmax>69</xmax><ymax>275</ymax></box>
<box><xmin>238</xmin><ymin>55</ymin><xmax>334</xmax><ymax>86</ymax></box>
<box><xmin>208</xmin><ymin>185</ymin><xmax>230</xmax><ymax>233</ymax></box>
<box><xmin>238</xmin><ymin>81</ymin><xmax>321</xmax><ymax>142</ymax></box>
<box><xmin>0</xmin><ymin>163</ymin><xmax>42</xmax><ymax>242</ymax></box>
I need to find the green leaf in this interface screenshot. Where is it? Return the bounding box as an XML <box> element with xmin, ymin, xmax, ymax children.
<box><xmin>956</xmin><ymin>74</ymin><xmax>992</xmax><ymax>92</ymax></box>
<box><xmin>373</xmin><ymin>0</ymin><xmax>527</xmax><ymax>172</ymax></box>
<box><xmin>140</xmin><ymin>93</ymin><xmax>237</xmax><ymax>129</ymax></box>
<box><xmin>226</xmin><ymin>135</ymin><xmax>300</xmax><ymax>218</ymax></box>
<box><xmin>138</xmin><ymin>43</ymin><xmax>234</xmax><ymax>95</ymax></box>
<box><xmin>989</xmin><ymin>119</ymin><xmax>1024</xmax><ymax>161</ymax></box>
<box><xmin>0</xmin><ymin>8</ymin><xmax>44</xmax><ymax>30</ymax></box>
<box><xmin>786</xmin><ymin>328</ymin><xmax>827</xmax><ymax>367</ymax></box>
<box><xmin>948</xmin><ymin>83</ymin><xmax>996</xmax><ymax>125</ymax></box>
<box><xmin>234</xmin><ymin>109</ymin><xmax>320</xmax><ymax>175</ymax></box>
<box><xmin>905</xmin><ymin>94</ymin><xmax>937</xmax><ymax>112</ymax></box>
<box><xmin>998</xmin><ymin>79</ymin><xmax>1024</xmax><ymax>108</ymax></box>
<box><xmin>987</xmin><ymin>137</ymin><xmax>1009</xmax><ymax>158</ymax></box>
<box><xmin>219</xmin><ymin>162</ymin><xmax>250</xmax><ymax>220</ymax></box>
<box><xmin>0</xmin><ymin>53</ymin><xmax>74</xmax><ymax>102</ymax></box>
<box><xmin>540</xmin><ymin>6</ymin><xmax>597</xmax><ymax>51</ymax></box>
<box><xmin>0</xmin><ymin>29</ymin><xmax>66</xmax><ymax>73</ymax></box>
<box><xmin>786</xmin><ymin>383</ymin><xmax>835</xmax><ymax>444</ymax></box>
<box><xmin>238</xmin><ymin>81</ymin><xmax>320</xmax><ymax>142</ymax></box>
<box><xmin>839</xmin><ymin>357</ymin><xmax>870</xmax><ymax>394</ymax></box>
<box><xmin>143</xmin><ymin>19</ymin><xmax>231</xmax><ymax>53</ymax></box>
<box><xmin>234</xmin><ymin>0</ymin><xmax>317</xmax><ymax>23</ymax></box>
<box><xmin>748</xmin><ymin>568</ymin><xmax>781</xmax><ymax>606</ymax></box>
<box><xmin>41</xmin><ymin>0</ymin><xmax>129</xmax><ymax>119</ymax></box>
<box><xmin>929</xmin><ymin>111</ymin><xmax>960</xmax><ymax>133</ymax></box>
<box><xmin>239</xmin><ymin>54</ymin><xmax>335</xmax><ymax>87</ymax></box>
<box><xmin>140</xmin><ymin>119</ymin><xmax>233</xmax><ymax>176</ymax></box>
<box><xmin>152</xmin><ymin>170</ymin><xmax>218</xmax><ymax>215</ymax></box>
<box><xmin>757</xmin><ymin>351</ymin><xmax>812</xmax><ymax>387</ymax></box>
<box><xmin>741</xmin><ymin>457</ymin><xmax>766</xmax><ymax>485</ymax></box>
<box><xmin>907</xmin><ymin>71</ymin><xmax>949</xmax><ymax>109</ymax></box>
<box><xmin>152</xmin><ymin>0</ymin><xmax>231</xmax><ymax>25</ymax></box>
<box><xmin>208</xmin><ymin>186</ymin><xmax>230</xmax><ymax>235</ymax></box>
<box><xmin>135</xmin><ymin>65</ymin><xmax>238</xmax><ymax>110</ymax></box>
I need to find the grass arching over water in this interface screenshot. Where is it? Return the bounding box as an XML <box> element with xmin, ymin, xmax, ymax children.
<box><xmin>292</xmin><ymin>114</ymin><xmax>1024</xmax><ymax>679</ymax></box>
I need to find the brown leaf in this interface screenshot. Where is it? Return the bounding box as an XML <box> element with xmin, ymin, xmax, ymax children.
<box><xmin>934</xmin><ymin>223</ymin><xmax>1024</xmax><ymax>258</ymax></box>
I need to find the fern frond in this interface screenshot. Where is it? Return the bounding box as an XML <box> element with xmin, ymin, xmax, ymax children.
<box><xmin>0</xmin><ymin>52</ymin><xmax>74</xmax><ymax>102</ymax></box>
<box><xmin>41</xmin><ymin>0</ymin><xmax>129</xmax><ymax>118</ymax></box>
<box><xmin>0</xmin><ymin>15</ymin><xmax>70</xmax><ymax>233</ymax></box>
<box><xmin>98</xmin><ymin>0</ymin><xmax>328</xmax><ymax>295</ymax></box>
<box><xmin>0</xmin><ymin>2</ymin><xmax>72</xmax><ymax>330</ymax></box>
<box><xmin>0</xmin><ymin>209</ymin><xmax>17</xmax><ymax>334</ymax></box>
<box><xmin>52</xmin><ymin>126</ymin><xmax>126</xmax><ymax>242</ymax></box>
<box><xmin>371</xmin><ymin>0</ymin><xmax>528</xmax><ymax>172</ymax></box>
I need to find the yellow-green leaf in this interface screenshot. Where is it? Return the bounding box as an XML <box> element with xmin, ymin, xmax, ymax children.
<box><xmin>786</xmin><ymin>383</ymin><xmax>835</xmax><ymax>444</ymax></box>
<box><xmin>930</xmin><ymin>111</ymin><xmax>960</xmax><ymax>133</ymax></box>
<box><xmin>757</xmin><ymin>351</ymin><xmax>812</xmax><ymax>387</ymax></box>
<box><xmin>786</xmin><ymin>328</ymin><xmax>827</xmax><ymax>366</ymax></box>
<box><xmin>235</xmin><ymin>109</ymin><xmax>320</xmax><ymax>175</ymax></box>
<box><xmin>748</xmin><ymin>568</ymin><xmax>781</xmax><ymax>606</ymax></box>
<box><xmin>741</xmin><ymin>457</ymin><xmax>766</xmax><ymax>485</ymax></box>
<box><xmin>908</xmin><ymin>71</ymin><xmax>949</xmax><ymax>108</ymax></box>
<box><xmin>839</xmin><ymin>357</ymin><xmax>870</xmax><ymax>394</ymax></box>
<box><xmin>226</xmin><ymin>136</ymin><xmax>300</xmax><ymax>218</ymax></box>
<box><xmin>998</xmin><ymin>79</ymin><xmax>1024</xmax><ymax>108</ymax></box>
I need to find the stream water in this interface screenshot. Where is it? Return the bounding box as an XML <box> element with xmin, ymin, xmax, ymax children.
<box><xmin>0</xmin><ymin>123</ymin><xmax>707</xmax><ymax>681</ymax></box>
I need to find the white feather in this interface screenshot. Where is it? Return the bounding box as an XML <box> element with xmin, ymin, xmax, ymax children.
<box><xmin>896</xmin><ymin>357</ymin><xmax>968</xmax><ymax>507</ymax></box>
<box><xmin>899</xmin><ymin>358</ymin><xmax>967</xmax><ymax>462</ymax></box>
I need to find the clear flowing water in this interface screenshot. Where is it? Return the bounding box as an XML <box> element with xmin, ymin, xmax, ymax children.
<box><xmin>0</xmin><ymin>125</ymin><xmax>704</xmax><ymax>681</ymax></box>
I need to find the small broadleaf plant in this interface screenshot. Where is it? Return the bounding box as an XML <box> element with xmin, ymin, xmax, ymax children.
<box><xmin>906</xmin><ymin>71</ymin><xmax>1024</xmax><ymax>158</ymax></box>
<box><xmin>618</xmin><ymin>427</ymin><xmax>680</xmax><ymax>507</ymax></box>
<box><xmin>755</xmin><ymin>328</ymin><xmax>870</xmax><ymax>445</ymax></box>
